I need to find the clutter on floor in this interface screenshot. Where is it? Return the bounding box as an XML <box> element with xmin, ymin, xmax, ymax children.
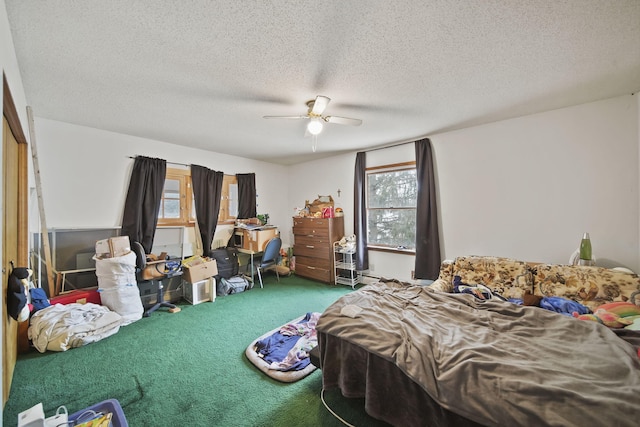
<box><xmin>18</xmin><ymin>398</ymin><xmax>128</xmax><ymax>427</ymax></box>
<box><xmin>94</xmin><ymin>251</ymin><xmax>143</xmax><ymax>325</ymax></box>
<box><xmin>28</xmin><ymin>302</ymin><xmax>123</xmax><ymax>353</ymax></box>
<box><xmin>245</xmin><ymin>312</ymin><xmax>320</xmax><ymax>382</ymax></box>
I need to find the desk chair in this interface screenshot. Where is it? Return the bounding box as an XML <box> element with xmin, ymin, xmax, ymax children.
<box><xmin>132</xmin><ymin>241</ymin><xmax>181</xmax><ymax>316</ymax></box>
<box><xmin>253</xmin><ymin>237</ymin><xmax>282</xmax><ymax>288</ymax></box>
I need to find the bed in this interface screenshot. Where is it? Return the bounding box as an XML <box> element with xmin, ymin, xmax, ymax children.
<box><xmin>316</xmin><ymin>279</ymin><xmax>640</xmax><ymax>427</ymax></box>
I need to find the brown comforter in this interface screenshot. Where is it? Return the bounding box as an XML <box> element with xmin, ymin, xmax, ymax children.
<box><xmin>316</xmin><ymin>280</ymin><xmax>640</xmax><ymax>427</ymax></box>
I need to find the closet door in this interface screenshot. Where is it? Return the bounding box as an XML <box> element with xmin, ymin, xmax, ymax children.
<box><xmin>2</xmin><ymin>77</ymin><xmax>29</xmax><ymax>405</ymax></box>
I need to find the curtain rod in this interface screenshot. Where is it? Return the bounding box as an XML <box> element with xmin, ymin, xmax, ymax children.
<box><xmin>360</xmin><ymin>136</ymin><xmax>429</xmax><ymax>153</ymax></box>
<box><xmin>127</xmin><ymin>156</ymin><xmax>190</xmax><ymax>167</ymax></box>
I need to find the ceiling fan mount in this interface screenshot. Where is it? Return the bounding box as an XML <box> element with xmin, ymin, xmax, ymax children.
<box><xmin>305</xmin><ymin>99</ymin><xmax>317</xmax><ymax>111</ymax></box>
<box><xmin>305</xmin><ymin>99</ymin><xmax>324</xmax><ymax>119</ymax></box>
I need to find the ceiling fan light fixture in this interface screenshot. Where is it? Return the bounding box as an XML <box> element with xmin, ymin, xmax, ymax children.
<box><xmin>307</xmin><ymin>119</ymin><xmax>323</xmax><ymax>135</ymax></box>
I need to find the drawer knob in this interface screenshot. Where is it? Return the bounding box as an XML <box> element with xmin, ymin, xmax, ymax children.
<box><xmin>306</xmin><ymin>245</ymin><xmax>315</xmax><ymax>249</ymax></box>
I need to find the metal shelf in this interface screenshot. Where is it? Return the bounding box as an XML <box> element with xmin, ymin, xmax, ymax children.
<box><xmin>333</xmin><ymin>241</ymin><xmax>362</xmax><ymax>289</ymax></box>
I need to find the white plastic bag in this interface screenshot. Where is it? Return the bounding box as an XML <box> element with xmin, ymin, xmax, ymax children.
<box><xmin>94</xmin><ymin>252</ymin><xmax>142</xmax><ymax>325</ymax></box>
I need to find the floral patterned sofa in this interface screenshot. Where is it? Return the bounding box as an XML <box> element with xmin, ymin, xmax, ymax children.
<box><xmin>429</xmin><ymin>255</ymin><xmax>640</xmax><ymax>311</ymax></box>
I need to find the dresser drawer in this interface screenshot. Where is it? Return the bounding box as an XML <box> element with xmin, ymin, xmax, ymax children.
<box><xmin>293</xmin><ymin>217</ymin><xmax>331</xmax><ymax>228</ymax></box>
<box><xmin>293</xmin><ymin>225</ymin><xmax>330</xmax><ymax>238</ymax></box>
<box><xmin>294</xmin><ymin>244</ymin><xmax>330</xmax><ymax>259</ymax></box>
<box><xmin>295</xmin><ymin>263</ymin><xmax>331</xmax><ymax>283</ymax></box>
<box><xmin>294</xmin><ymin>255</ymin><xmax>331</xmax><ymax>271</ymax></box>
<box><xmin>293</xmin><ymin>234</ymin><xmax>333</xmax><ymax>246</ymax></box>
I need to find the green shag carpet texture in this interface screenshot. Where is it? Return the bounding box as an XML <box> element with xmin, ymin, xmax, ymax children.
<box><xmin>3</xmin><ymin>274</ymin><xmax>391</xmax><ymax>426</ymax></box>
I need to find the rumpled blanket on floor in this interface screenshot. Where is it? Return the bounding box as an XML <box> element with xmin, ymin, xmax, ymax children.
<box><xmin>28</xmin><ymin>303</ymin><xmax>123</xmax><ymax>353</ymax></box>
<box><xmin>254</xmin><ymin>312</ymin><xmax>320</xmax><ymax>371</ymax></box>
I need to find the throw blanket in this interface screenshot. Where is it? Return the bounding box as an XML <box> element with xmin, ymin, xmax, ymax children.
<box><xmin>255</xmin><ymin>312</ymin><xmax>320</xmax><ymax>371</ymax></box>
<box><xmin>317</xmin><ymin>280</ymin><xmax>640</xmax><ymax>427</ymax></box>
<box><xmin>28</xmin><ymin>303</ymin><xmax>123</xmax><ymax>353</ymax></box>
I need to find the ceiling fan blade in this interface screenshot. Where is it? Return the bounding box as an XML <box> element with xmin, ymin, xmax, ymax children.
<box><xmin>325</xmin><ymin>116</ymin><xmax>363</xmax><ymax>126</ymax></box>
<box><xmin>311</xmin><ymin>96</ymin><xmax>331</xmax><ymax>115</ymax></box>
<box><xmin>263</xmin><ymin>115</ymin><xmax>309</xmax><ymax>120</ymax></box>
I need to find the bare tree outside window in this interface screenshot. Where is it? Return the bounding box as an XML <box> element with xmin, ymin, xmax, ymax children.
<box><xmin>367</xmin><ymin>166</ymin><xmax>417</xmax><ymax>250</ymax></box>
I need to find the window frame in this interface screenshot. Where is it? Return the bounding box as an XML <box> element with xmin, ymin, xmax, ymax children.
<box><xmin>156</xmin><ymin>167</ymin><xmax>238</xmax><ymax>227</ymax></box>
<box><xmin>366</xmin><ymin>161</ymin><xmax>417</xmax><ymax>255</ymax></box>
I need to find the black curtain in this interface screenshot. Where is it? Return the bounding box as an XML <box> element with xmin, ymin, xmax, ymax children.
<box><xmin>121</xmin><ymin>156</ymin><xmax>166</xmax><ymax>253</ymax></box>
<box><xmin>236</xmin><ymin>173</ymin><xmax>257</xmax><ymax>219</ymax></box>
<box><xmin>354</xmin><ymin>151</ymin><xmax>369</xmax><ymax>270</ymax></box>
<box><xmin>191</xmin><ymin>165</ymin><xmax>224</xmax><ymax>256</ymax></box>
<box><xmin>414</xmin><ymin>138</ymin><xmax>441</xmax><ymax>279</ymax></box>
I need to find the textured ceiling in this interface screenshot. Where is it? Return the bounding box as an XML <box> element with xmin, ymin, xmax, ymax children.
<box><xmin>6</xmin><ymin>0</ymin><xmax>640</xmax><ymax>165</ymax></box>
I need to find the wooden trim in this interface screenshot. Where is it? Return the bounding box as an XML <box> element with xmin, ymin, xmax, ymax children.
<box><xmin>2</xmin><ymin>75</ymin><xmax>27</xmax><ymax>145</ymax></box>
<box><xmin>17</xmin><ymin>143</ymin><xmax>28</xmax><ymax>264</ymax></box>
<box><xmin>368</xmin><ymin>245</ymin><xmax>416</xmax><ymax>256</ymax></box>
<box><xmin>366</xmin><ymin>161</ymin><xmax>415</xmax><ymax>172</ymax></box>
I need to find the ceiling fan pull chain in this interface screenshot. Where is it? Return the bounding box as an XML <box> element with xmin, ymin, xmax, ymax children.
<box><xmin>312</xmin><ymin>135</ymin><xmax>318</xmax><ymax>152</ymax></box>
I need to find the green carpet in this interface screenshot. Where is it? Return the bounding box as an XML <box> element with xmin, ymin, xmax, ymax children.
<box><xmin>3</xmin><ymin>275</ymin><xmax>390</xmax><ymax>426</ymax></box>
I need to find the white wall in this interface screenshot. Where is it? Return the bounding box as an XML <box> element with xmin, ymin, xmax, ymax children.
<box><xmin>33</xmin><ymin>118</ymin><xmax>290</xmax><ymax>256</ymax></box>
<box><xmin>433</xmin><ymin>95</ymin><xmax>638</xmax><ymax>270</ymax></box>
<box><xmin>289</xmin><ymin>94</ymin><xmax>640</xmax><ymax>280</ymax></box>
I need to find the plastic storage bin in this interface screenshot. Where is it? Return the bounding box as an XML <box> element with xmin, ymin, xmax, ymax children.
<box><xmin>68</xmin><ymin>398</ymin><xmax>128</xmax><ymax>427</ymax></box>
<box><xmin>183</xmin><ymin>277</ymin><xmax>215</xmax><ymax>304</ymax></box>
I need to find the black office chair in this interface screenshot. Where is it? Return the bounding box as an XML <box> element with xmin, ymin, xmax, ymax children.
<box><xmin>253</xmin><ymin>237</ymin><xmax>282</xmax><ymax>288</ymax></box>
<box><xmin>132</xmin><ymin>241</ymin><xmax>181</xmax><ymax>316</ymax></box>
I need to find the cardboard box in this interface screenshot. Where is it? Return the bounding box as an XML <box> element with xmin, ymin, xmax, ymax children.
<box><xmin>95</xmin><ymin>236</ymin><xmax>131</xmax><ymax>258</ymax></box>
<box><xmin>183</xmin><ymin>259</ymin><xmax>218</xmax><ymax>283</ymax></box>
<box><xmin>240</xmin><ymin>228</ymin><xmax>278</xmax><ymax>252</ymax></box>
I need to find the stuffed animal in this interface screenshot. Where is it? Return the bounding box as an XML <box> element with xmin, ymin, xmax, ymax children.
<box><xmin>337</xmin><ymin>235</ymin><xmax>357</xmax><ymax>252</ymax></box>
<box><xmin>7</xmin><ymin>267</ymin><xmax>31</xmax><ymax>322</ymax></box>
<box><xmin>572</xmin><ymin>307</ymin><xmax>633</xmax><ymax>328</ymax></box>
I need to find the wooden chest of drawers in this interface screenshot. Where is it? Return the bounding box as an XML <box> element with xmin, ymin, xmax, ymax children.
<box><xmin>292</xmin><ymin>216</ymin><xmax>344</xmax><ymax>283</ymax></box>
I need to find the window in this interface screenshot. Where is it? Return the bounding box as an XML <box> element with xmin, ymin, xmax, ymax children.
<box><xmin>157</xmin><ymin>168</ymin><xmax>237</xmax><ymax>226</ymax></box>
<box><xmin>366</xmin><ymin>162</ymin><xmax>417</xmax><ymax>252</ymax></box>
<box><xmin>158</xmin><ymin>168</ymin><xmax>192</xmax><ymax>226</ymax></box>
<box><xmin>219</xmin><ymin>175</ymin><xmax>238</xmax><ymax>223</ymax></box>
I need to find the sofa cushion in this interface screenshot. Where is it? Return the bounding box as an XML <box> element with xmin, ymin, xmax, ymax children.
<box><xmin>451</xmin><ymin>256</ymin><xmax>534</xmax><ymax>299</ymax></box>
<box><xmin>533</xmin><ymin>265</ymin><xmax>640</xmax><ymax>310</ymax></box>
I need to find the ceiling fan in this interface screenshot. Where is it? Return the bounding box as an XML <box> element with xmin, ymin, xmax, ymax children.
<box><xmin>263</xmin><ymin>95</ymin><xmax>362</xmax><ymax>151</ymax></box>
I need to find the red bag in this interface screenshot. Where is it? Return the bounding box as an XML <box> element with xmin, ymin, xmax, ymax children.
<box><xmin>322</xmin><ymin>207</ymin><xmax>334</xmax><ymax>218</ymax></box>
